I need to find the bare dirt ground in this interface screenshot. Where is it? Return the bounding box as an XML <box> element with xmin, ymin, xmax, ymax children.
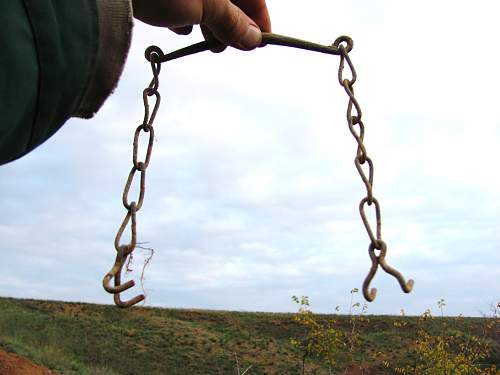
<box><xmin>0</xmin><ymin>347</ymin><xmax>368</xmax><ymax>375</ymax></box>
<box><xmin>344</xmin><ymin>364</ymin><xmax>370</xmax><ymax>375</ymax></box>
<box><xmin>0</xmin><ymin>348</ymin><xmax>56</xmax><ymax>375</ymax></box>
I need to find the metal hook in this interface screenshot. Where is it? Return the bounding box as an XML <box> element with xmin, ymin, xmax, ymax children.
<box><xmin>103</xmin><ymin>203</ymin><xmax>145</xmax><ymax>308</ymax></box>
<box><xmin>112</xmin><ymin>251</ymin><xmax>146</xmax><ymax>308</ymax></box>
<box><xmin>362</xmin><ymin>241</ymin><xmax>414</xmax><ymax>302</ymax></box>
<box><xmin>102</xmin><ymin>245</ymin><xmax>145</xmax><ymax>308</ymax></box>
<box><xmin>379</xmin><ymin>254</ymin><xmax>414</xmax><ymax>294</ymax></box>
<box><xmin>102</xmin><ymin>246</ymin><xmax>134</xmax><ymax>293</ymax></box>
<box><xmin>362</xmin><ymin>242</ymin><xmax>381</xmax><ymax>302</ymax></box>
<box><xmin>144</xmin><ymin>33</ymin><xmax>353</xmax><ymax>63</ymax></box>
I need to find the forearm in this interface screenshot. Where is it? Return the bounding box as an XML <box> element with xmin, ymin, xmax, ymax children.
<box><xmin>0</xmin><ymin>0</ymin><xmax>133</xmax><ymax>165</ymax></box>
<box><xmin>77</xmin><ymin>0</ymin><xmax>133</xmax><ymax>118</ymax></box>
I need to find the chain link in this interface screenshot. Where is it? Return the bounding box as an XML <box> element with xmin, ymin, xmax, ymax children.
<box><xmin>102</xmin><ymin>51</ymin><xmax>161</xmax><ymax>308</ymax></box>
<box><xmin>333</xmin><ymin>36</ymin><xmax>414</xmax><ymax>301</ymax></box>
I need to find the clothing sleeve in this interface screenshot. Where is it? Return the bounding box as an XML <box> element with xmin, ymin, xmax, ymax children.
<box><xmin>0</xmin><ymin>0</ymin><xmax>133</xmax><ymax>165</ymax></box>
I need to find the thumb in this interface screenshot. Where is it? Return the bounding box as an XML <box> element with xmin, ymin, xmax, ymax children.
<box><xmin>201</xmin><ymin>0</ymin><xmax>262</xmax><ymax>50</ymax></box>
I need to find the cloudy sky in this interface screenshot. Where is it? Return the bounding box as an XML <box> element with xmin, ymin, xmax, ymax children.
<box><xmin>1</xmin><ymin>0</ymin><xmax>499</xmax><ymax>317</ymax></box>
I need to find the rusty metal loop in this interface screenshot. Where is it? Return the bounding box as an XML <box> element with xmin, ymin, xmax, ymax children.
<box><xmin>355</xmin><ymin>155</ymin><xmax>374</xmax><ymax>203</ymax></box>
<box><xmin>133</xmin><ymin>124</ymin><xmax>155</xmax><ymax>170</ymax></box>
<box><xmin>148</xmin><ymin>51</ymin><xmax>161</xmax><ymax>91</ymax></box>
<box><xmin>344</xmin><ymin>83</ymin><xmax>367</xmax><ymax>163</ymax></box>
<box><xmin>344</xmin><ymin>81</ymin><xmax>363</xmax><ymax>125</ymax></box>
<box><xmin>356</xmin><ymin>129</ymin><xmax>367</xmax><ymax>163</ymax></box>
<box><xmin>359</xmin><ymin>197</ymin><xmax>382</xmax><ymax>246</ymax></box>
<box><xmin>332</xmin><ymin>35</ymin><xmax>354</xmax><ymax>54</ymax></box>
<box><xmin>114</xmin><ymin>203</ymin><xmax>137</xmax><ymax>253</ymax></box>
<box><xmin>122</xmin><ymin>167</ymin><xmax>146</xmax><ymax>211</ymax></box>
<box><xmin>350</xmin><ymin>119</ymin><xmax>367</xmax><ymax>164</ymax></box>
<box><xmin>142</xmin><ymin>89</ymin><xmax>161</xmax><ymax>126</ymax></box>
<box><xmin>338</xmin><ymin>45</ymin><xmax>357</xmax><ymax>86</ymax></box>
<box><xmin>145</xmin><ymin>46</ymin><xmax>164</xmax><ymax>62</ymax></box>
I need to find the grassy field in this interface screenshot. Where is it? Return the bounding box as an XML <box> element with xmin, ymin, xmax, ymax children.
<box><xmin>0</xmin><ymin>297</ymin><xmax>498</xmax><ymax>374</ymax></box>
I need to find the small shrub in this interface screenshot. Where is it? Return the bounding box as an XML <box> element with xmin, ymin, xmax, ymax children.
<box><xmin>391</xmin><ymin>300</ymin><xmax>499</xmax><ymax>375</ymax></box>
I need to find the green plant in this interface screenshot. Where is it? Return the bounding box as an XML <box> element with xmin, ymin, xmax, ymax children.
<box><xmin>392</xmin><ymin>299</ymin><xmax>499</xmax><ymax>375</ymax></box>
<box><xmin>290</xmin><ymin>289</ymin><xmax>368</xmax><ymax>374</ymax></box>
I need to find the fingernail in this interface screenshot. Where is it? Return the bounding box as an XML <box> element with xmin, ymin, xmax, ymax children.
<box><xmin>240</xmin><ymin>24</ymin><xmax>261</xmax><ymax>50</ymax></box>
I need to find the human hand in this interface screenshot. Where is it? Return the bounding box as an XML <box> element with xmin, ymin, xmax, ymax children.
<box><xmin>131</xmin><ymin>0</ymin><xmax>271</xmax><ymax>51</ymax></box>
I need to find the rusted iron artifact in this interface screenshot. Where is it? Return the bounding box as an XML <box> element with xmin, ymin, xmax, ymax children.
<box><xmin>103</xmin><ymin>32</ymin><xmax>413</xmax><ymax>307</ymax></box>
<box><xmin>102</xmin><ymin>55</ymin><xmax>160</xmax><ymax>308</ymax></box>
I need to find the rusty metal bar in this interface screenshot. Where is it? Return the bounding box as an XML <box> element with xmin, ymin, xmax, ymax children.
<box><xmin>145</xmin><ymin>33</ymin><xmax>353</xmax><ymax>63</ymax></box>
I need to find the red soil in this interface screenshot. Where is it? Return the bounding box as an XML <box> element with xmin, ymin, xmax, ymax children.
<box><xmin>0</xmin><ymin>348</ymin><xmax>56</xmax><ymax>375</ymax></box>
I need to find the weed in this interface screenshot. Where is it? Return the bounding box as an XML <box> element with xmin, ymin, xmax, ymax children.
<box><xmin>390</xmin><ymin>299</ymin><xmax>499</xmax><ymax>375</ymax></box>
<box><xmin>290</xmin><ymin>288</ymin><xmax>367</xmax><ymax>374</ymax></box>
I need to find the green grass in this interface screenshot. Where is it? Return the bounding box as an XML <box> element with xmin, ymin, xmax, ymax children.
<box><xmin>0</xmin><ymin>297</ymin><xmax>498</xmax><ymax>374</ymax></box>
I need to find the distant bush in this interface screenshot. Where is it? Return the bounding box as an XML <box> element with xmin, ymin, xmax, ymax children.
<box><xmin>290</xmin><ymin>293</ymin><xmax>499</xmax><ymax>375</ymax></box>
<box><xmin>391</xmin><ymin>300</ymin><xmax>499</xmax><ymax>375</ymax></box>
<box><xmin>290</xmin><ymin>288</ymin><xmax>368</xmax><ymax>374</ymax></box>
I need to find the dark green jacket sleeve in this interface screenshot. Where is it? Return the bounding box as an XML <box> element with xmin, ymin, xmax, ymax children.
<box><xmin>0</xmin><ymin>0</ymin><xmax>132</xmax><ymax>165</ymax></box>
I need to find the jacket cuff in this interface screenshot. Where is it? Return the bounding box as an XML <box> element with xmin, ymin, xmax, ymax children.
<box><xmin>75</xmin><ymin>0</ymin><xmax>133</xmax><ymax>118</ymax></box>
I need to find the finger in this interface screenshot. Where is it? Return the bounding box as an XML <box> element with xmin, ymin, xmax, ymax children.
<box><xmin>231</xmin><ymin>0</ymin><xmax>271</xmax><ymax>32</ymax></box>
<box><xmin>232</xmin><ymin>0</ymin><xmax>271</xmax><ymax>47</ymax></box>
<box><xmin>201</xmin><ymin>0</ymin><xmax>262</xmax><ymax>50</ymax></box>
<box><xmin>201</xmin><ymin>25</ymin><xmax>227</xmax><ymax>53</ymax></box>
<box><xmin>170</xmin><ymin>25</ymin><xmax>194</xmax><ymax>35</ymax></box>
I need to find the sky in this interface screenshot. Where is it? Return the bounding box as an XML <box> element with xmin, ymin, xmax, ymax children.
<box><xmin>0</xmin><ymin>0</ymin><xmax>499</xmax><ymax>317</ymax></box>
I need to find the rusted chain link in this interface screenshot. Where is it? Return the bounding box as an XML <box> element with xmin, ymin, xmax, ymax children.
<box><xmin>103</xmin><ymin>32</ymin><xmax>414</xmax><ymax>307</ymax></box>
<box><xmin>102</xmin><ymin>52</ymin><xmax>161</xmax><ymax>308</ymax></box>
<box><xmin>334</xmin><ymin>36</ymin><xmax>414</xmax><ymax>301</ymax></box>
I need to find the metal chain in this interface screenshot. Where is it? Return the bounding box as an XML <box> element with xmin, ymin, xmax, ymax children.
<box><xmin>333</xmin><ymin>36</ymin><xmax>414</xmax><ymax>301</ymax></box>
<box><xmin>102</xmin><ymin>51</ymin><xmax>161</xmax><ymax>308</ymax></box>
<box><xmin>101</xmin><ymin>33</ymin><xmax>414</xmax><ymax>307</ymax></box>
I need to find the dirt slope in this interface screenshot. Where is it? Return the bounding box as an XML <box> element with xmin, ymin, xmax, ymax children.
<box><xmin>0</xmin><ymin>348</ymin><xmax>56</xmax><ymax>375</ymax></box>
